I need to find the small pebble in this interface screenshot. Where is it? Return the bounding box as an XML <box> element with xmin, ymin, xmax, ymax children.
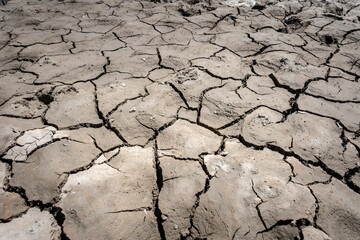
<box><xmin>220</xmin><ymin>151</ymin><xmax>228</xmax><ymax>156</ymax></box>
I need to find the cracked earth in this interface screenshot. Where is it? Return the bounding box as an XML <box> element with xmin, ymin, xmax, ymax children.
<box><xmin>0</xmin><ymin>0</ymin><xmax>359</xmax><ymax>239</ymax></box>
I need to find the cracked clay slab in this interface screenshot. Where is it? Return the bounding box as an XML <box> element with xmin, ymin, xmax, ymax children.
<box><xmin>0</xmin><ymin>0</ymin><xmax>360</xmax><ymax>239</ymax></box>
<box><xmin>57</xmin><ymin>146</ymin><xmax>158</xmax><ymax>239</ymax></box>
<box><xmin>0</xmin><ymin>208</ymin><xmax>61</xmax><ymax>240</ymax></box>
<box><xmin>191</xmin><ymin>139</ymin><xmax>315</xmax><ymax>239</ymax></box>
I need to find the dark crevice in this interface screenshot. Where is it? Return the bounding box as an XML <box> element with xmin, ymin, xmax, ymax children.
<box><xmin>168</xmin><ymin>82</ymin><xmax>191</xmax><ymax>109</ymax></box>
<box><xmin>325</xmin><ymin>64</ymin><xmax>359</xmax><ymax>79</ymax></box>
<box><xmin>210</xmin><ymin>13</ymin><xmax>233</xmax><ymax>30</ymax></box>
<box><xmin>257</xmin><ymin>219</ymin><xmax>294</xmax><ymax>234</ymax></box>
<box><xmin>36</xmin><ymin>90</ymin><xmax>55</xmax><ymax>105</ymax></box>
<box><xmin>0</xmin><ymin>113</ymin><xmax>45</xmax><ymax>120</ymax></box>
<box><xmin>146</xmin><ymin>118</ymin><xmax>177</xmax><ymax>145</ymax></box>
<box><xmin>344</xmin><ymin>166</ymin><xmax>360</xmax><ymax>194</ymax></box>
<box><xmin>237</xmin><ymin>134</ymin><xmax>265</xmax><ymax>151</ymax></box>
<box><xmin>181</xmin><ymin>178</ymin><xmax>211</xmax><ymax>239</ymax></box>
<box><xmin>194</xmin><ymin>65</ymin><xmax>242</xmax><ymax>81</ymax></box>
<box><xmin>268</xmin><ymin>143</ymin><xmax>343</xmax><ymax>180</ymax></box>
<box><xmin>158</xmin><ymin>154</ymin><xmax>199</xmax><ymax>162</ymax></box>
<box><xmin>308</xmin><ymin>186</ymin><xmax>328</xmax><ymax>234</ymax></box>
<box><xmin>105</xmin><ymin>206</ymin><xmax>152</xmax><ymax>214</ymax></box>
<box><xmin>153</xmin><ymin>140</ymin><xmax>166</xmax><ymax>240</ymax></box>
<box><xmin>252</xmin><ymin>4</ymin><xmax>266</xmax><ymax>11</ymax></box>
<box><xmin>216</xmin><ymin>116</ymin><xmax>243</xmax><ymax>131</ymax></box>
<box><xmin>156</xmin><ymin>47</ymin><xmax>174</xmax><ymax>71</ymax></box>
<box><xmin>314</xmin><ymin>154</ymin><xmax>345</xmax><ymax>178</ymax></box>
<box><xmin>196</xmin><ymin>84</ymin><xmax>226</xmax><ymax>125</ymax></box>
<box><xmin>295</xmin><ymin>109</ymin><xmax>354</xmax><ymax>133</ymax></box>
<box><xmin>325</xmin><ymin>48</ymin><xmax>340</xmax><ymax>64</ymax></box>
<box><xmin>341</xmin><ymin>28</ymin><xmax>360</xmax><ymax>43</ymax></box>
<box><xmin>62</xmin><ymin>122</ymin><xmax>104</xmax><ymax>130</ymax></box>
<box><xmin>236</xmin><ymin>134</ymin><xmax>350</xmax><ymax>193</ymax></box>
<box><xmin>251</xmin><ymin>179</ymin><xmax>268</xmax><ymax>230</ymax></box>
<box><xmin>50</xmin><ymin>206</ymin><xmax>71</xmax><ymax>240</ymax></box>
<box><xmin>198</xmin><ymin>155</ymin><xmax>214</xmax><ymax>179</ymax></box>
<box><xmin>283</xmin><ymin>157</ymin><xmax>296</xmax><ymax>182</ymax></box>
<box><xmin>250</xmin><ymin>59</ymin><xmax>261</xmax><ymax>76</ymax></box>
<box><xmin>64</xmin><ymin>151</ymin><xmax>103</xmax><ymax>175</ymax></box>
<box><xmin>91</xmin><ymin>79</ymin><xmax>130</xmax><ymax>144</ymax></box>
<box><xmin>244</xmin><ymin>44</ymin><xmax>278</xmax><ymax>58</ymax></box>
<box><xmin>105</xmin><ymin>95</ymin><xmax>145</xmax><ymax>118</ymax></box>
<box><xmin>214</xmin><ymin>136</ymin><xmax>226</xmax><ymax>155</ymax></box>
<box><xmin>268</xmin><ymin>73</ymin><xmax>298</xmax><ymax>94</ymax></box>
<box><xmin>217</xmin><ymin>105</ymin><xmax>278</xmax><ymax>131</ymax></box>
<box><xmin>4</xmin><ymin>185</ymin><xmax>70</xmax><ymax>239</ymax></box>
<box><xmin>304</xmin><ymin>92</ymin><xmax>360</xmax><ymax>104</ymax></box>
<box><xmin>0</xmin><ymin>208</ymin><xmax>29</xmax><ymax>223</ymax></box>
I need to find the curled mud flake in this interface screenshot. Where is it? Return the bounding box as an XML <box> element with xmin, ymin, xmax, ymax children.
<box><xmin>3</xmin><ymin>126</ymin><xmax>57</xmax><ymax>161</ymax></box>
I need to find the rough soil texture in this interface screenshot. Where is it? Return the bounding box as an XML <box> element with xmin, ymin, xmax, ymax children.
<box><xmin>0</xmin><ymin>0</ymin><xmax>360</xmax><ymax>239</ymax></box>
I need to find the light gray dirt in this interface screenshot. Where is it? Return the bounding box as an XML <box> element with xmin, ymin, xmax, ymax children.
<box><xmin>0</xmin><ymin>0</ymin><xmax>359</xmax><ymax>239</ymax></box>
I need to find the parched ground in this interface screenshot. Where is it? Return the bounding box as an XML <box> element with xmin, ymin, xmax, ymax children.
<box><xmin>0</xmin><ymin>0</ymin><xmax>359</xmax><ymax>239</ymax></box>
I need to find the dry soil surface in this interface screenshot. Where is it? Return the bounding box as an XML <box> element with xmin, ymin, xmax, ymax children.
<box><xmin>0</xmin><ymin>0</ymin><xmax>360</xmax><ymax>239</ymax></box>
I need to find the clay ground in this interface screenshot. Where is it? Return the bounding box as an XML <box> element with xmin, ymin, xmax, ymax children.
<box><xmin>0</xmin><ymin>0</ymin><xmax>360</xmax><ymax>239</ymax></box>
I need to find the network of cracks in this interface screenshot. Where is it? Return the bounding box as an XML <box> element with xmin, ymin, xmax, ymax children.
<box><xmin>0</xmin><ymin>0</ymin><xmax>360</xmax><ymax>239</ymax></box>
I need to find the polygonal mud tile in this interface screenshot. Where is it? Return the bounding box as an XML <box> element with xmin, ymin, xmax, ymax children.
<box><xmin>286</xmin><ymin>157</ymin><xmax>330</xmax><ymax>185</ymax></box>
<box><xmin>0</xmin><ymin>208</ymin><xmax>61</xmax><ymax>240</ymax></box>
<box><xmin>162</xmin><ymin>28</ymin><xmax>193</xmax><ymax>45</ymax></box>
<box><xmin>54</xmin><ymin>127</ymin><xmax>123</xmax><ymax>151</ymax></box>
<box><xmin>10</xmin><ymin>140</ymin><xmax>100</xmax><ymax>202</ymax></box>
<box><xmin>241</xmin><ymin>107</ymin><xmax>359</xmax><ymax>176</ymax></box>
<box><xmin>106</xmin><ymin>47</ymin><xmax>158</xmax><ymax>77</ymax></box>
<box><xmin>45</xmin><ymin>82</ymin><xmax>102</xmax><ymax>128</ymax></box>
<box><xmin>159</xmin><ymin>156</ymin><xmax>206</xmax><ymax>238</ymax></box>
<box><xmin>11</xmin><ymin>28</ymin><xmax>67</xmax><ymax>46</ymax></box>
<box><xmin>200</xmin><ymin>77</ymin><xmax>292</xmax><ymax>129</ymax></box>
<box><xmin>192</xmin><ymin>49</ymin><xmax>253</xmax><ymax>79</ymax></box>
<box><xmin>212</xmin><ymin>31</ymin><xmax>261</xmax><ymax>57</ymax></box>
<box><xmin>298</xmin><ymin>94</ymin><xmax>360</xmax><ymax>132</ymax></box>
<box><xmin>26</xmin><ymin>51</ymin><xmax>106</xmax><ymax>84</ymax></box>
<box><xmin>109</xmin><ymin>83</ymin><xmax>183</xmax><ymax>145</ymax></box>
<box><xmin>0</xmin><ymin>46</ymin><xmax>22</xmax><ymax>71</ymax></box>
<box><xmin>168</xmin><ymin>67</ymin><xmax>222</xmax><ymax>109</ymax></box>
<box><xmin>78</xmin><ymin>16</ymin><xmax>121</xmax><ymax>33</ymax></box>
<box><xmin>192</xmin><ymin>140</ymin><xmax>315</xmax><ymax>239</ymax></box>
<box><xmin>57</xmin><ymin>146</ymin><xmax>158</xmax><ymax>239</ymax></box>
<box><xmin>253</xmin><ymin>51</ymin><xmax>328</xmax><ymax>89</ymax></box>
<box><xmin>306</xmin><ymin>77</ymin><xmax>360</xmax><ymax>102</ymax></box>
<box><xmin>157</xmin><ymin>119</ymin><xmax>222</xmax><ymax>159</ymax></box>
<box><xmin>19</xmin><ymin>42</ymin><xmax>73</xmax><ymax>61</ymax></box>
<box><xmin>0</xmin><ymin>70</ymin><xmax>40</xmax><ymax>105</ymax></box>
<box><xmin>34</xmin><ymin>13</ymin><xmax>81</xmax><ymax>31</ymax></box>
<box><xmin>0</xmin><ymin>93</ymin><xmax>47</xmax><ymax>118</ymax></box>
<box><xmin>0</xmin><ymin>116</ymin><xmax>44</xmax><ymax>155</ymax></box>
<box><xmin>257</xmin><ymin>225</ymin><xmax>301</xmax><ymax>240</ymax></box>
<box><xmin>158</xmin><ymin>41</ymin><xmax>221</xmax><ymax>71</ymax></box>
<box><xmin>310</xmin><ymin>179</ymin><xmax>360</xmax><ymax>239</ymax></box>
<box><xmin>95</xmin><ymin>72</ymin><xmax>152</xmax><ymax>116</ymax></box>
<box><xmin>0</xmin><ymin>190</ymin><xmax>29</xmax><ymax>220</ymax></box>
<box><xmin>329</xmin><ymin>43</ymin><xmax>360</xmax><ymax>74</ymax></box>
<box><xmin>302</xmin><ymin>226</ymin><xmax>332</xmax><ymax>240</ymax></box>
<box><xmin>63</xmin><ymin>32</ymin><xmax>126</xmax><ymax>53</ymax></box>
